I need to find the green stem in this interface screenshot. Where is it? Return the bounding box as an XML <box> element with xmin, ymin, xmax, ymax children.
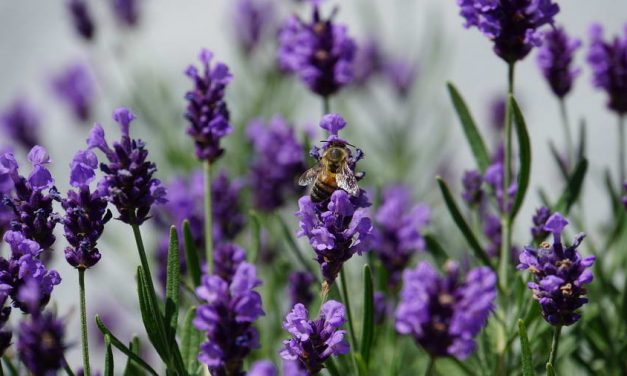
<box><xmin>63</xmin><ymin>356</ymin><xmax>76</xmax><ymax>376</ymax></box>
<box><xmin>558</xmin><ymin>98</ymin><xmax>574</xmax><ymax>168</ymax></box>
<box><xmin>323</xmin><ymin>96</ymin><xmax>331</xmax><ymax>114</ymax></box>
<box><xmin>339</xmin><ymin>268</ymin><xmax>358</xmax><ymax>353</ymax></box>
<box><xmin>78</xmin><ymin>269</ymin><xmax>91</xmax><ymax>376</ymax></box>
<box><xmin>618</xmin><ymin>116</ymin><xmax>625</xmax><ymax>189</ymax></box>
<box><xmin>204</xmin><ymin>160</ymin><xmax>214</xmax><ymax>273</ymax></box>
<box><xmin>547</xmin><ymin>325</ymin><xmax>562</xmax><ymax>370</ymax></box>
<box><xmin>130</xmin><ymin>223</ymin><xmax>159</xmax><ymax>311</ymax></box>
<box><xmin>425</xmin><ymin>357</ymin><xmax>436</xmax><ymax>376</ymax></box>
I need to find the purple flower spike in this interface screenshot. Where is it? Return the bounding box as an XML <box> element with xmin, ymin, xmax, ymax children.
<box><xmin>288</xmin><ymin>271</ymin><xmax>316</xmax><ymax>307</ymax></box>
<box><xmin>537</xmin><ymin>26</ymin><xmax>581</xmax><ymax>98</ymax></box>
<box><xmin>458</xmin><ymin>0</ymin><xmax>559</xmax><ymax>63</ymax></box>
<box><xmin>277</xmin><ymin>1</ymin><xmax>356</xmax><ymax>97</ymax></box>
<box><xmin>112</xmin><ymin>0</ymin><xmax>140</xmax><ymax>27</ymax></box>
<box><xmin>67</xmin><ymin>0</ymin><xmax>95</xmax><ymax>41</ymax></box>
<box><xmin>0</xmin><ymin>98</ymin><xmax>40</xmax><ymax>151</ymax></box>
<box><xmin>280</xmin><ymin>300</ymin><xmax>349</xmax><ymax>374</ymax></box>
<box><xmin>319</xmin><ymin>113</ymin><xmax>346</xmax><ymax>137</ymax></box>
<box><xmin>185</xmin><ymin>49</ymin><xmax>233</xmax><ymax>162</ymax></box>
<box><xmin>232</xmin><ymin>0</ymin><xmax>275</xmax><ymax>55</ymax></box>
<box><xmin>194</xmin><ymin>246</ymin><xmax>264</xmax><ymax>375</ymax></box>
<box><xmin>531</xmin><ymin>206</ymin><xmax>552</xmax><ymax>241</ymax></box>
<box><xmin>17</xmin><ymin>311</ymin><xmax>67</xmax><ymax>375</ymax></box>
<box><xmin>51</xmin><ymin>63</ymin><xmax>95</xmax><ymax>122</ymax></box>
<box><xmin>374</xmin><ymin>185</ymin><xmax>430</xmax><ymax>288</ymax></box>
<box><xmin>518</xmin><ymin>212</ymin><xmax>595</xmax><ymax>326</ymax></box>
<box><xmin>395</xmin><ymin>261</ymin><xmax>496</xmax><ymax>359</ymax></box>
<box><xmin>587</xmin><ymin>23</ymin><xmax>627</xmax><ymax>114</ymax></box>
<box><xmin>88</xmin><ymin>108</ymin><xmax>167</xmax><ymax>225</ymax></box>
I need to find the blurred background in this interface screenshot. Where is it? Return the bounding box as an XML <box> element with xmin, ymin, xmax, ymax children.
<box><xmin>1</xmin><ymin>0</ymin><xmax>626</xmax><ymax>371</ymax></box>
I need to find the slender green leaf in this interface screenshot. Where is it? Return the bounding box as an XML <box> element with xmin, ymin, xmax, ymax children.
<box><xmin>604</xmin><ymin>169</ymin><xmax>620</xmax><ymax>214</ymax></box>
<box><xmin>123</xmin><ymin>336</ymin><xmax>144</xmax><ymax>376</ymax></box>
<box><xmin>447</xmin><ymin>83</ymin><xmax>491</xmax><ymax>172</ymax></box>
<box><xmin>577</xmin><ymin>118</ymin><xmax>587</xmax><ymax>162</ymax></box>
<box><xmin>325</xmin><ymin>357</ymin><xmax>341</xmax><ymax>376</ymax></box>
<box><xmin>546</xmin><ymin>363</ymin><xmax>555</xmax><ymax>376</ymax></box>
<box><xmin>249</xmin><ymin>210</ymin><xmax>262</xmax><ymax>263</ymax></box>
<box><xmin>165</xmin><ymin>226</ymin><xmax>181</xmax><ymax>341</ymax></box>
<box><xmin>360</xmin><ymin>265</ymin><xmax>374</xmax><ymax>365</ymax></box>
<box><xmin>354</xmin><ymin>353</ymin><xmax>368</xmax><ymax>376</ymax></box>
<box><xmin>183</xmin><ymin>220</ymin><xmax>201</xmax><ymax>287</ymax></box>
<box><xmin>518</xmin><ymin>320</ymin><xmax>534</xmax><ymax>376</ymax></box>
<box><xmin>137</xmin><ymin>267</ymin><xmax>169</xmax><ymax>362</ymax></box>
<box><xmin>436</xmin><ymin>177</ymin><xmax>493</xmax><ymax>268</ymax></box>
<box><xmin>554</xmin><ymin>158</ymin><xmax>588</xmax><ymax>214</ymax></box>
<box><xmin>549</xmin><ymin>141</ymin><xmax>568</xmax><ymax>181</ymax></box>
<box><xmin>180</xmin><ymin>307</ymin><xmax>203</xmax><ymax>374</ymax></box>
<box><xmin>510</xmin><ymin>96</ymin><xmax>532</xmax><ymax>220</ymax></box>
<box><xmin>95</xmin><ymin>315</ymin><xmax>159</xmax><ymax>376</ymax></box>
<box><xmin>104</xmin><ymin>334</ymin><xmax>114</xmax><ymax>376</ymax></box>
<box><xmin>424</xmin><ymin>233</ymin><xmax>449</xmax><ymax>266</ymax></box>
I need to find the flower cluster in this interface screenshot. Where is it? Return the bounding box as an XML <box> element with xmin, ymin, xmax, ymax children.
<box><xmin>0</xmin><ymin>98</ymin><xmax>40</xmax><ymax>150</ymax></box>
<box><xmin>373</xmin><ymin>185</ymin><xmax>430</xmax><ymax>288</ymax></box>
<box><xmin>51</xmin><ymin>63</ymin><xmax>94</xmax><ymax>122</ymax></box>
<box><xmin>17</xmin><ymin>310</ymin><xmax>66</xmax><ymax>375</ymax></box>
<box><xmin>194</xmin><ymin>244</ymin><xmax>264</xmax><ymax>375</ymax></box>
<box><xmin>517</xmin><ymin>213</ymin><xmax>595</xmax><ymax>326</ymax></box>
<box><xmin>395</xmin><ymin>261</ymin><xmax>496</xmax><ymax>359</ymax></box>
<box><xmin>587</xmin><ymin>23</ymin><xmax>627</xmax><ymax>114</ymax></box>
<box><xmin>232</xmin><ymin>0</ymin><xmax>275</xmax><ymax>55</ymax></box>
<box><xmin>280</xmin><ymin>300</ymin><xmax>349</xmax><ymax>374</ymax></box>
<box><xmin>88</xmin><ymin>107</ymin><xmax>167</xmax><ymax>225</ymax></box>
<box><xmin>288</xmin><ymin>270</ymin><xmax>315</xmax><ymax>307</ymax></box>
<box><xmin>184</xmin><ymin>49</ymin><xmax>233</xmax><ymax>162</ymax></box>
<box><xmin>537</xmin><ymin>27</ymin><xmax>581</xmax><ymax>98</ymax></box>
<box><xmin>246</xmin><ymin>116</ymin><xmax>305</xmax><ymax>212</ymax></box>
<box><xmin>458</xmin><ymin>0</ymin><xmax>560</xmax><ymax>62</ymax></box>
<box><xmin>67</xmin><ymin>0</ymin><xmax>95</xmax><ymax>41</ymax></box>
<box><xmin>277</xmin><ymin>1</ymin><xmax>356</xmax><ymax>97</ymax></box>
<box><xmin>61</xmin><ymin>150</ymin><xmax>112</xmax><ymax>269</ymax></box>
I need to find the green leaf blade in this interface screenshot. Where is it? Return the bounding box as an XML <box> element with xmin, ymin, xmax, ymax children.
<box><xmin>518</xmin><ymin>320</ymin><xmax>534</xmax><ymax>376</ymax></box>
<box><xmin>554</xmin><ymin>158</ymin><xmax>588</xmax><ymax>214</ymax></box>
<box><xmin>104</xmin><ymin>334</ymin><xmax>114</xmax><ymax>376</ymax></box>
<box><xmin>360</xmin><ymin>265</ymin><xmax>375</xmax><ymax>365</ymax></box>
<box><xmin>165</xmin><ymin>226</ymin><xmax>181</xmax><ymax>340</ymax></box>
<box><xmin>183</xmin><ymin>220</ymin><xmax>202</xmax><ymax>287</ymax></box>
<box><xmin>510</xmin><ymin>95</ymin><xmax>532</xmax><ymax>221</ymax></box>
<box><xmin>180</xmin><ymin>307</ymin><xmax>204</xmax><ymax>375</ymax></box>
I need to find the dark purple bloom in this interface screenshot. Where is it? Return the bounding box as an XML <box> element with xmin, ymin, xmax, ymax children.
<box><xmin>458</xmin><ymin>0</ymin><xmax>559</xmax><ymax>63</ymax></box>
<box><xmin>1</xmin><ymin>147</ymin><xmax>60</xmax><ymax>250</ymax></box>
<box><xmin>194</xmin><ymin>245</ymin><xmax>264</xmax><ymax>375</ymax></box>
<box><xmin>112</xmin><ymin>0</ymin><xmax>140</xmax><ymax>27</ymax></box>
<box><xmin>277</xmin><ymin>1</ymin><xmax>356</xmax><ymax>97</ymax></box>
<box><xmin>246</xmin><ymin>117</ymin><xmax>305</xmax><ymax>212</ymax></box>
<box><xmin>537</xmin><ymin>26</ymin><xmax>581</xmax><ymax>98</ymax></box>
<box><xmin>374</xmin><ymin>185</ymin><xmax>430</xmax><ymax>288</ymax></box>
<box><xmin>232</xmin><ymin>0</ymin><xmax>275</xmax><ymax>55</ymax></box>
<box><xmin>489</xmin><ymin>95</ymin><xmax>506</xmax><ymax>132</ymax></box>
<box><xmin>352</xmin><ymin>38</ymin><xmax>384</xmax><ymax>86</ymax></box>
<box><xmin>288</xmin><ymin>271</ymin><xmax>315</xmax><ymax>307</ymax></box>
<box><xmin>461</xmin><ymin>170</ymin><xmax>484</xmax><ymax>206</ymax></box>
<box><xmin>87</xmin><ymin>108</ymin><xmax>167</xmax><ymax>225</ymax></box>
<box><xmin>280</xmin><ymin>300</ymin><xmax>349</xmax><ymax>374</ymax></box>
<box><xmin>484</xmin><ymin>161</ymin><xmax>517</xmax><ymax>213</ymax></box>
<box><xmin>282</xmin><ymin>360</ymin><xmax>307</xmax><ymax>376</ymax></box>
<box><xmin>395</xmin><ymin>261</ymin><xmax>496</xmax><ymax>359</ymax></box>
<box><xmin>61</xmin><ymin>150</ymin><xmax>112</xmax><ymax>270</ymax></box>
<box><xmin>518</xmin><ymin>213</ymin><xmax>595</xmax><ymax>326</ymax></box>
<box><xmin>249</xmin><ymin>360</ymin><xmax>277</xmax><ymax>376</ymax></box>
<box><xmin>483</xmin><ymin>213</ymin><xmax>502</xmax><ymax>257</ymax></box>
<box><xmin>17</xmin><ymin>310</ymin><xmax>67</xmax><ymax>375</ymax></box>
<box><xmin>67</xmin><ymin>0</ymin><xmax>95</xmax><ymax>41</ymax></box>
<box><xmin>184</xmin><ymin>49</ymin><xmax>233</xmax><ymax>162</ymax></box>
<box><xmin>212</xmin><ymin>171</ymin><xmax>245</xmax><ymax>243</ymax></box>
<box><xmin>587</xmin><ymin>23</ymin><xmax>627</xmax><ymax>114</ymax></box>
<box><xmin>1</xmin><ymin>98</ymin><xmax>40</xmax><ymax>151</ymax></box>
<box><xmin>383</xmin><ymin>58</ymin><xmax>419</xmax><ymax>98</ymax></box>
<box><xmin>531</xmin><ymin>206</ymin><xmax>552</xmax><ymax>242</ymax></box>
<box><xmin>51</xmin><ymin>63</ymin><xmax>95</xmax><ymax>122</ymax></box>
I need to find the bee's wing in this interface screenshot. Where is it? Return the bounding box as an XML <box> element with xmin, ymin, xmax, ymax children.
<box><xmin>298</xmin><ymin>163</ymin><xmax>322</xmax><ymax>186</ymax></box>
<box><xmin>337</xmin><ymin>163</ymin><xmax>359</xmax><ymax>196</ymax></box>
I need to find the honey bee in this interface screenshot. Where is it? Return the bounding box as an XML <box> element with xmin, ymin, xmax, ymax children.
<box><xmin>298</xmin><ymin>141</ymin><xmax>359</xmax><ymax>202</ymax></box>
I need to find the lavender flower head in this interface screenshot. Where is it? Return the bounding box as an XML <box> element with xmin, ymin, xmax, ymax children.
<box><xmin>194</xmin><ymin>244</ymin><xmax>264</xmax><ymax>375</ymax></box>
<box><xmin>0</xmin><ymin>98</ymin><xmax>40</xmax><ymax>150</ymax></box>
<box><xmin>288</xmin><ymin>270</ymin><xmax>315</xmax><ymax>307</ymax></box>
<box><xmin>87</xmin><ymin>107</ymin><xmax>167</xmax><ymax>225</ymax></box>
<box><xmin>530</xmin><ymin>206</ymin><xmax>552</xmax><ymax>242</ymax></box>
<box><xmin>67</xmin><ymin>0</ymin><xmax>95</xmax><ymax>41</ymax></box>
<box><xmin>280</xmin><ymin>300</ymin><xmax>349</xmax><ymax>374</ymax></box>
<box><xmin>51</xmin><ymin>63</ymin><xmax>95</xmax><ymax>122</ymax></box>
<box><xmin>352</xmin><ymin>38</ymin><xmax>384</xmax><ymax>86</ymax></box>
<box><xmin>461</xmin><ymin>170</ymin><xmax>484</xmax><ymax>207</ymax></box>
<box><xmin>537</xmin><ymin>26</ymin><xmax>581</xmax><ymax>98</ymax></box>
<box><xmin>383</xmin><ymin>58</ymin><xmax>419</xmax><ymax>98</ymax></box>
<box><xmin>17</xmin><ymin>310</ymin><xmax>67</xmax><ymax>375</ymax></box>
<box><xmin>185</xmin><ymin>49</ymin><xmax>233</xmax><ymax>162</ymax></box>
<box><xmin>112</xmin><ymin>0</ymin><xmax>140</xmax><ymax>27</ymax></box>
<box><xmin>587</xmin><ymin>23</ymin><xmax>627</xmax><ymax>114</ymax></box>
<box><xmin>484</xmin><ymin>161</ymin><xmax>517</xmax><ymax>213</ymax></box>
<box><xmin>395</xmin><ymin>261</ymin><xmax>496</xmax><ymax>359</ymax></box>
<box><xmin>458</xmin><ymin>0</ymin><xmax>560</xmax><ymax>63</ymax></box>
<box><xmin>374</xmin><ymin>185</ymin><xmax>430</xmax><ymax>288</ymax></box>
<box><xmin>246</xmin><ymin>116</ymin><xmax>305</xmax><ymax>212</ymax></box>
<box><xmin>277</xmin><ymin>0</ymin><xmax>356</xmax><ymax>97</ymax></box>
<box><xmin>489</xmin><ymin>95</ymin><xmax>506</xmax><ymax>131</ymax></box>
<box><xmin>232</xmin><ymin>0</ymin><xmax>275</xmax><ymax>55</ymax></box>
<box><xmin>517</xmin><ymin>213</ymin><xmax>595</xmax><ymax>325</ymax></box>
<box><xmin>62</xmin><ymin>150</ymin><xmax>112</xmax><ymax>269</ymax></box>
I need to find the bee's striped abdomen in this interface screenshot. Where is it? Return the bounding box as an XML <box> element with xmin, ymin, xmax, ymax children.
<box><xmin>311</xmin><ymin>178</ymin><xmax>336</xmax><ymax>203</ymax></box>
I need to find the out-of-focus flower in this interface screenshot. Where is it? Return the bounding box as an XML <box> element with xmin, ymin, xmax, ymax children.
<box><xmin>282</xmin><ymin>359</ymin><xmax>307</xmax><ymax>376</ymax></box>
<box><xmin>184</xmin><ymin>49</ymin><xmax>233</xmax><ymax>162</ymax></box>
<box><xmin>212</xmin><ymin>171</ymin><xmax>245</xmax><ymax>243</ymax></box>
<box><xmin>61</xmin><ymin>150</ymin><xmax>112</xmax><ymax>270</ymax></box>
<box><xmin>484</xmin><ymin>161</ymin><xmax>517</xmax><ymax>213</ymax></box>
<box><xmin>246</xmin><ymin>116</ymin><xmax>305</xmax><ymax>212</ymax></box>
<box><xmin>0</xmin><ymin>98</ymin><xmax>40</xmax><ymax>150</ymax></box>
<box><xmin>537</xmin><ymin>27</ymin><xmax>581</xmax><ymax>98</ymax></box>
<box><xmin>194</xmin><ymin>245</ymin><xmax>264</xmax><ymax>375</ymax></box>
<box><xmin>373</xmin><ymin>291</ymin><xmax>388</xmax><ymax>325</ymax></box>
<box><xmin>461</xmin><ymin>170</ymin><xmax>484</xmax><ymax>207</ymax></box>
<box><xmin>249</xmin><ymin>360</ymin><xmax>277</xmax><ymax>376</ymax></box>
<box><xmin>483</xmin><ymin>213</ymin><xmax>501</xmax><ymax>257</ymax></box>
<box><xmin>67</xmin><ymin>0</ymin><xmax>95</xmax><ymax>41</ymax></box>
<box><xmin>587</xmin><ymin>23</ymin><xmax>627</xmax><ymax>114</ymax></box>
<box><xmin>17</xmin><ymin>311</ymin><xmax>66</xmax><ymax>375</ymax></box>
<box><xmin>288</xmin><ymin>270</ymin><xmax>315</xmax><ymax>307</ymax></box>
<box><xmin>88</xmin><ymin>108</ymin><xmax>167</xmax><ymax>225</ymax></box>
<box><xmin>489</xmin><ymin>95</ymin><xmax>506</xmax><ymax>132</ymax></box>
<box><xmin>232</xmin><ymin>0</ymin><xmax>275</xmax><ymax>55</ymax></box>
<box><xmin>518</xmin><ymin>213</ymin><xmax>595</xmax><ymax>326</ymax></box>
<box><xmin>383</xmin><ymin>58</ymin><xmax>419</xmax><ymax>98</ymax></box>
<box><xmin>277</xmin><ymin>1</ymin><xmax>356</xmax><ymax>97</ymax></box>
<box><xmin>395</xmin><ymin>261</ymin><xmax>496</xmax><ymax>359</ymax></box>
<box><xmin>374</xmin><ymin>185</ymin><xmax>430</xmax><ymax>288</ymax></box>
<box><xmin>279</xmin><ymin>300</ymin><xmax>349</xmax><ymax>374</ymax></box>
<box><xmin>530</xmin><ymin>206</ymin><xmax>552</xmax><ymax>242</ymax></box>
<box><xmin>51</xmin><ymin>63</ymin><xmax>95</xmax><ymax>122</ymax></box>
<box><xmin>458</xmin><ymin>0</ymin><xmax>559</xmax><ymax>63</ymax></box>
<box><xmin>352</xmin><ymin>38</ymin><xmax>384</xmax><ymax>86</ymax></box>
<box><xmin>111</xmin><ymin>0</ymin><xmax>140</xmax><ymax>27</ymax></box>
